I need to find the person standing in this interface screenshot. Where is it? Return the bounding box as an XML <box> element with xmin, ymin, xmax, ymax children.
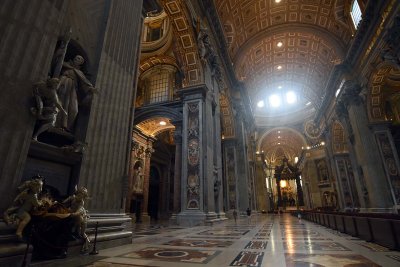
<box><xmin>246</xmin><ymin>207</ymin><xmax>251</xmax><ymax>224</ymax></box>
<box><xmin>233</xmin><ymin>209</ymin><xmax>238</xmax><ymax>223</ymax></box>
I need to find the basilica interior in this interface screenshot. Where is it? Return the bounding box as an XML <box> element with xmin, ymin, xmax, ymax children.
<box><xmin>1</xmin><ymin>0</ymin><xmax>400</xmax><ymax>266</ymax></box>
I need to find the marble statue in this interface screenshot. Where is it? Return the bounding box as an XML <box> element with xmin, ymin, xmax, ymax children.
<box><xmin>63</xmin><ymin>186</ymin><xmax>90</xmax><ymax>251</ymax></box>
<box><xmin>31</xmin><ymin>78</ymin><xmax>68</xmax><ymax>141</ymax></box>
<box><xmin>56</xmin><ymin>55</ymin><xmax>97</xmax><ymax>132</ymax></box>
<box><xmin>3</xmin><ymin>177</ymin><xmax>44</xmax><ymax>239</ymax></box>
<box><xmin>133</xmin><ymin>166</ymin><xmax>144</xmax><ymax>193</ymax></box>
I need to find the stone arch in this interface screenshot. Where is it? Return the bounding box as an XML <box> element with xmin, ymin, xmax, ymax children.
<box><xmin>257</xmin><ymin>127</ymin><xmax>307</xmax><ymax>152</ymax></box>
<box><xmin>257</xmin><ymin>127</ymin><xmax>307</xmax><ymax>164</ymax></box>
<box><xmin>139</xmin><ymin>55</ymin><xmax>178</xmax><ymax>76</ymax></box>
<box><xmin>134</xmin><ymin>106</ymin><xmax>182</xmax><ymax>125</ymax></box>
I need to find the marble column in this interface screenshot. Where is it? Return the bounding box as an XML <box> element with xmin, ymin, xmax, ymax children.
<box><xmin>79</xmin><ymin>0</ymin><xmax>144</xmax><ymax>213</ymax></box>
<box><xmin>324</xmin><ymin>131</ymin><xmax>344</xmax><ymax>210</ymax></box>
<box><xmin>0</xmin><ymin>0</ymin><xmax>68</xmax><ymax>213</ymax></box>
<box><xmin>235</xmin><ymin>113</ymin><xmax>251</xmax><ymax>212</ymax></box>
<box><xmin>223</xmin><ymin>140</ymin><xmax>239</xmax><ymax>215</ymax></box>
<box><xmin>212</xmin><ymin>89</ymin><xmax>225</xmax><ymax>219</ymax></box>
<box><xmin>141</xmin><ymin>142</ymin><xmax>154</xmax><ymax>222</ymax></box>
<box><xmin>335</xmin><ymin>104</ymin><xmax>368</xmax><ymax>209</ymax></box>
<box><xmin>170</xmin><ymin>123</ymin><xmax>182</xmax><ymax>222</ymax></box>
<box><xmin>177</xmin><ymin>84</ymin><xmax>217</xmax><ymax>226</ymax></box>
<box><xmin>255</xmin><ymin>159</ymin><xmax>267</xmax><ymax>212</ymax></box>
<box><xmin>371</xmin><ymin>123</ymin><xmax>400</xmax><ymax>208</ymax></box>
<box><xmin>339</xmin><ymin>82</ymin><xmax>394</xmax><ymax>211</ymax></box>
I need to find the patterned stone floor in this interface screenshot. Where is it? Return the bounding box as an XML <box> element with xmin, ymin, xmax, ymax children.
<box><xmin>33</xmin><ymin>214</ymin><xmax>400</xmax><ymax>267</ymax></box>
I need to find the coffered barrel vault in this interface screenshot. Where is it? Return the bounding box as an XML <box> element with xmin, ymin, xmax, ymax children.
<box><xmin>215</xmin><ymin>0</ymin><xmax>353</xmax><ymax>122</ymax></box>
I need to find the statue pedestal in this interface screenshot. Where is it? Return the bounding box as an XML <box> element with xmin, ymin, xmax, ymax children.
<box><xmin>0</xmin><ymin>221</ymin><xmax>33</xmax><ymax>267</ymax></box>
<box><xmin>139</xmin><ymin>213</ymin><xmax>151</xmax><ymax>223</ymax></box>
<box><xmin>169</xmin><ymin>213</ymin><xmax>178</xmax><ymax>225</ymax></box>
<box><xmin>177</xmin><ymin>211</ymin><xmax>206</xmax><ymax>227</ymax></box>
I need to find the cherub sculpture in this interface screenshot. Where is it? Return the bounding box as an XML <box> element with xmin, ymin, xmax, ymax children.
<box><xmin>63</xmin><ymin>186</ymin><xmax>90</xmax><ymax>251</ymax></box>
<box><xmin>3</xmin><ymin>177</ymin><xmax>44</xmax><ymax>239</ymax></box>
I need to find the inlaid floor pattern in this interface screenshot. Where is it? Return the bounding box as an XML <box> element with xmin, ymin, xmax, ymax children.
<box><xmin>35</xmin><ymin>214</ymin><xmax>400</xmax><ymax>267</ymax></box>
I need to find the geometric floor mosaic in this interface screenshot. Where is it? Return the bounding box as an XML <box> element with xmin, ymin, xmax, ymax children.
<box><xmin>163</xmin><ymin>239</ymin><xmax>233</xmax><ymax>248</ymax></box>
<box><xmin>122</xmin><ymin>247</ymin><xmax>221</xmax><ymax>264</ymax></box>
<box><xmin>244</xmin><ymin>241</ymin><xmax>267</xmax><ymax>249</ymax></box>
<box><xmin>55</xmin><ymin>214</ymin><xmax>400</xmax><ymax>267</ymax></box>
<box><xmin>196</xmin><ymin>230</ymin><xmax>249</xmax><ymax>236</ymax></box>
<box><xmin>230</xmin><ymin>251</ymin><xmax>264</xmax><ymax>267</ymax></box>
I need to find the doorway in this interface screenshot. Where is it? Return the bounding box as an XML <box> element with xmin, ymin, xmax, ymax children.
<box><xmin>148</xmin><ymin>166</ymin><xmax>160</xmax><ymax>221</ymax></box>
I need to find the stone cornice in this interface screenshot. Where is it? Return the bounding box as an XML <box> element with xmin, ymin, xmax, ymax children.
<box><xmin>314</xmin><ymin>63</ymin><xmax>349</xmax><ymax>123</ymax></box>
<box><xmin>177</xmin><ymin>83</ymin><xmax>209</xmax><ymax>99</ymax></box>
<box><xmin>345</xmin><ymin>0</ymin><xmax>390</xmax><ymax>68</ymax></box>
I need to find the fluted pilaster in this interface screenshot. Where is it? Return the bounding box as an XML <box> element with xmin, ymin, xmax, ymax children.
<box><xmin>79</xmin><ymin>0</ymin><xmax>143</xmax><ymax>212</ymax></box>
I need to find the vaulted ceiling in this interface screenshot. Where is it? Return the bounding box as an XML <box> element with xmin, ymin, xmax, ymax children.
<box><xmin>258</xmin><ymin>127</ymin><xmax>306</xmax><ymax>164</ymax></box>
<box><xmin>214</xmin><ymin>0</ymin><xmax>353</xmax><ymax>126</ymax></box>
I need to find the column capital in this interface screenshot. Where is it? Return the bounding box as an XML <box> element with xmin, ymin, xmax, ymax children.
<box><xmin>177</xmin><ymin>84</ymin><xmax>210</xmax><ymax>100</ymax></box>
<box><xmin>340</xmin><ymin>81</ymin><xmax>363</xmax><ymax>107</ymax></box>
<box><xmin>369</xmin><ymin>121</ymin><xmax>392</xmax><ymax>132</ymax></box>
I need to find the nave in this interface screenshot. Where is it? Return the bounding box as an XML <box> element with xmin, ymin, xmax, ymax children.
<box><xmin>33</xmin><ymin>214</ymin><xmax>400</xmax><ymax>267</ymax></box>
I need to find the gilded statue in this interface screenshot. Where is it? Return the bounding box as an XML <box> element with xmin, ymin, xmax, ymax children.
<box><xmin>3</xmin><ymin>178</ymin><xmax>44</xmax><ymax>239</ymax></box>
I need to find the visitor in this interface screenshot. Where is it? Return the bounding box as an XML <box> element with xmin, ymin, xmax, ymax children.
<box><xmin>233</xmin><ymin>209</ymin><xmax>238</xmax><ymax>223</ymax></box>
<box><xmin>246</xmin><ymin>207</ymin><xmax>251</xmax><ymax>224</ymax></box>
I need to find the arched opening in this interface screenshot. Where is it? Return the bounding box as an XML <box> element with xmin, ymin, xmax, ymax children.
<box><xmin>127</xmin><ymin>109</ymin><xmax>182</xmax><ymax>223</ymax></box>
<box><xmin>148</xmin><ymin>165</ymin><xmax>160</xmax><ymax>221</ymax></box>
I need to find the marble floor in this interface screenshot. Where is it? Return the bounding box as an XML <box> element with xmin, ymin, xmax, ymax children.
<box><xmin>33</xmin><ymin>214</ymin><xmax>400</xmax><ymax>267</ymax></box>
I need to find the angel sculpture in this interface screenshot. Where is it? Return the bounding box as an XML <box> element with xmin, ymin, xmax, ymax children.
<box><xmin>3</xmin><ymin>177</ymin><xmax>44</xmax><ymax>239</ymax></box>
<box><xmin>63</xmin><ymin>186</ymin><xmax>90</xmax><ymax>251</ymax></box>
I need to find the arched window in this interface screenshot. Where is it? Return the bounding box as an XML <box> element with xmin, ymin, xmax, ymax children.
<box><xmin>146</xmin><ymin>21</ymin><xmax>163</xmax><ymax>42</ymax></box>
<box><xmin>350</xmin><ymin>0</ymin><xmax>362</xmax><ymax>29</ymax></box>
<box><xmin>136</xmin><ymin>65</ymin><xmax>177</xmax><ymax>107</ymax></box>
<box><xmin>148</xmin><ymin>70</ymin><xmax>170</xmax><ymax>103</ymax></box>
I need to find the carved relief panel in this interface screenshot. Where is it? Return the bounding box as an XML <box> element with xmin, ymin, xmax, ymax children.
<box><xmin>375</xmin><ymin>132</ymin><xmax>400</xmax><ymax>205</ymax></box>
<box><xmin>335</xmin><ymin>157</ymin><xmax>360</xmax><ymax>208</ymax></box>
<box><xmin>186</xmin><ymin>102</ymin><xmax>200</xmax><ymax>209</ymax></box>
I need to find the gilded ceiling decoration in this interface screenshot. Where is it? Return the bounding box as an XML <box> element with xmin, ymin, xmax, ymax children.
<box><xmin>215</xmin><ymin>0</ymin><xmax>353</xmax><ymax>122</ymax></box>
<box><xmin>139</xmin><ymin>55</ymin><xmax>178</xmax><ymax>76</ymax></box>
<box><xmin>160</xmin><ymin>0</ymin><xmax>204</xmax><ymax>86</ymax></box>
<box><xmin>258</xmin><ymin>127</ymin><xmax>306</xmax><ymax>164</ymax></box>
<box><xmin>368</xmin><ymin>66</ymin><xmax>397</xmax><ymax>122</ymax></box>
<box><xmin>237</xmin><ymin>32</ymin><xmax>341</xmax><ymax>102</ymax></box>
<box><xmin>136</xmin><ymin>117</ymin><xmax>175</xmax><ymax>137</ymax></box>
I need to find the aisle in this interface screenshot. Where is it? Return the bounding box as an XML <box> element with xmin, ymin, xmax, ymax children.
<box><xmin>34</xmin><ymin>214</ymin><xmax>400</xmax><ymax>266</ymax></box>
